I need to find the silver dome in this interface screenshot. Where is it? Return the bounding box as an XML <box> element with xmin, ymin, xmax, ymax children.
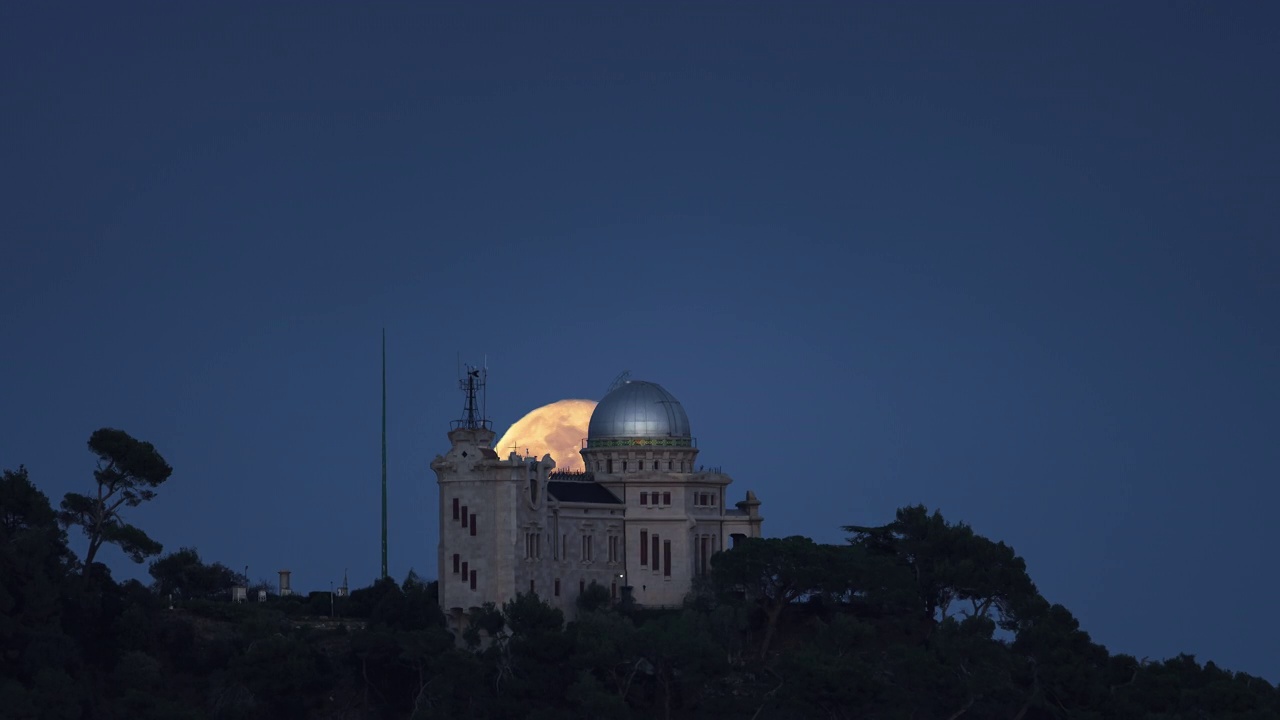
<box><xmin>587</xmin><ymin>380</ymin><xmax>692</xmax><ymax>441</ymax></box>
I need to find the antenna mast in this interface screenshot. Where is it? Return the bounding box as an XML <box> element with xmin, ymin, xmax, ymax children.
<box><xmin>381</xmin><ymin>329</ymin><xmax>388</xmax><ymax>580</ymax></box>
<box><xmin>452</xmin><ymin>361</ymin><xmax>492</xmax><ymax>431</ymax></box>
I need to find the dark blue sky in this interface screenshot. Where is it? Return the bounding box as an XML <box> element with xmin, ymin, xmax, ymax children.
<box><xmin>3</xmin><ymin>2</ymin><xmax>1277</xmax><ymax>680</ymax></box>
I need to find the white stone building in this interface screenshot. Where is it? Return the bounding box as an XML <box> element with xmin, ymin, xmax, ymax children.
<box><xmin>432</xmin><ymin>379</ymin><xmax>763</xmax><ymax>632</ymax></box>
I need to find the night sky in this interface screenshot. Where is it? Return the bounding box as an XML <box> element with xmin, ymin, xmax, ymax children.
<box><xmin>3</xmin><ymin>2</ymin><xmax>1277</xmax><ymax>681</ymax></box>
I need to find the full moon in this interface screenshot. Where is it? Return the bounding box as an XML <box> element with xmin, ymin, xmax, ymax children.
<box><xmin>494</xmin><ymin>399</ymin><xmax>597</xmax><ymax>471</ymax></box>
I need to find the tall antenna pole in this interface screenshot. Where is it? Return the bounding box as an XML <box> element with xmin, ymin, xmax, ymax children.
<box><xmin>381</xmin><ymin>328</ymin><xmax>388</xmax><ymax>580</ymax></box>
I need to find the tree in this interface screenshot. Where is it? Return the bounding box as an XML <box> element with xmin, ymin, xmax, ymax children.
<box><xmin>59</xmin><ymin>428</ymin><xmax>172</xmax><ymax>573</ymax></box>
<box><xmin>148</xmin><ymin>548</ymin><xmax>241</xmax><ymax>601</ymax></box>
<box><xmin>709</xmin><ymin>535</ymin><xmax>849</xmax><ymax>659</ymax></box>
<box><xmin>845</xmin><ymin>505</ymin><xmax>1040</xmax><ymax>631</ymax></box>
<box><xmin>0</xmin><ymin>466</ymin><xmax>80</xmax><ymax>695</ymax></box>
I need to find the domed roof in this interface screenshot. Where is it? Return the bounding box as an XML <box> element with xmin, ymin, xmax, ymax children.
<box><xmin>587</xmin><ymin>380</ymin><xmax>691</xmax><ymax>442</ymax></box>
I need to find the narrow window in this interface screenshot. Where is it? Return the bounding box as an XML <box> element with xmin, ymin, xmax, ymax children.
<box><xmin>579</xmin><ymin>579</ymin><xmax>585</xmax><ymax>594</ymax></box>
<box><xmin>461</xmin><ymin>561</ymin><xmax>468</xmax><ymax>580</ymax></box>
<box><xmin>461</xmin><ymin>506</ymin><xmax>468</xmax><ymax>528</ymax></box>
<box><xmin>662</xmin><ymin>492</ymin><xmax>671</xmax><ymax>506</ymax></box>
<box><xmin>640</xmin><ymin>530</ymin><xmax>649</xmax><ymax>566</ymax></box>
<box><xmin>611</xmin><ymin>582</ymin><xmax>617</xmax><ymax>600</ymax></box>
<box><xmin>530</xmin><ymin>580</ymin><xmax>535</xmax><ymax>594</ymax></box>
<box><xmin>640</xmin><ymin>492</ymin><xmax>648</xmax><ymax>505</ymax></box>
<box><xmin>653</xmin><ymin>461</ymin><xmax>659</xmax><ymax>470</ymax></box>
<box><xmin>470</xmin><ymin>514</ymin><xmax>477</xmax><ymax>536</ymax></box>
<box><xmin>555</xmin><ymin>578</ymin><xmax>561</xmax><ymax>597</ymax></box>
<box><xmin>470</xmin><ymin>569</ymin><xmax>476</xmax><ymax>590</ymax></box>
<box><xmin>663</xmin><ymin>541</ymin><xmax>672</xmax><ymax>577</ymax></box>
<box><xmin>668</xmin><ymin>460</ymin><xmax>673</xmax><ymax>470</ymax></box>
<box><xmin>700</xmin><ymin>536</ymin><xmax>709</xmax><ymax>575</ymax></box>
<box><xmin>652</xmin><ymin>534</ymin><xmax>660</xmax><ymax>573</ymax></box>
<box><xmin>536</xmin><ymin>534</ymin><xmax>542</xmax><ymax>559</ymax></box>
<box><xmin>607</xmin><ymin>459</ymin><xmax>613</xmax><ymax>473</ymax></box>
<box><xmin>622</xmin><ymin>460</ymin><xmax>627</xmax><ymax>472</ymax></box>
<box><xmin>452</xmin><ymin>554</ymin><xmax>460</xmax><ymax>574</ymax></box>
<box><xmin>452</xmin><ymin>498</ymin><xmax>459</xmax><ymax>520</ymax></box>
<box><xmin>562</xmin><ymin>534</ymin><xmax>567</xmax><ymax>560</ymax></box>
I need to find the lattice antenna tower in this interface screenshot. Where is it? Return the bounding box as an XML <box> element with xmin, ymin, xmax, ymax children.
<box><xmin>452</xmin><ymin>361</ymin><xmax>492</xmax><ymax>431</ymax></box>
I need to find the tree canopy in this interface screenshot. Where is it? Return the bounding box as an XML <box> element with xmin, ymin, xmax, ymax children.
<box><xmin>4</xmin><ymin>448</ymin><xmax>1279</xmax><ymax>719</ymax></box>
<box><xmin>59</xmin><ymin>428</ymin><xmax>172</xmax><ymax>571</ymax></box>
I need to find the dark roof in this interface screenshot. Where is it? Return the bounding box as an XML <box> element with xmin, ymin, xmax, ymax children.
<box><xmin>547</xmin><ymin>480</ymin><xmax>622</xmax><ymax>505</ymax></box>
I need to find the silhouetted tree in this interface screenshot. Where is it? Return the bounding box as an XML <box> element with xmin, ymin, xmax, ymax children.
<box><xmin>149</xmin><ymin>547</ymin><xmax>241</xmax><ymax>601</ymax></box>
<box><xmin>59</xmin><ymin>428</ymin><xmax>172</xmax><ymax>572</ymax></box>
<box><xmin>710</xmin><ymin>535</ymin><xmax>849</xmax><ymax>658</ymax></box>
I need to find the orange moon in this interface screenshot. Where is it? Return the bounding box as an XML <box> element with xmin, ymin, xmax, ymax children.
<box><xmin>494</xmin><ymin>399</ymin><xmax>597</xmax><ymax>471</ymax></box>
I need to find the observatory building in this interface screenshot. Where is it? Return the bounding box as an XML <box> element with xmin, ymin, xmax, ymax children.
<box><xmin>431</xmin><ymin>375</ymin><xmax>763</xmax><ymax>632</ymax></box>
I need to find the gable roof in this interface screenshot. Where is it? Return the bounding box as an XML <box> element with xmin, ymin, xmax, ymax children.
<box><xmin>547</xmin><ymin>480</ymin><xmax>623</xmax><ymax>505</ymax></box>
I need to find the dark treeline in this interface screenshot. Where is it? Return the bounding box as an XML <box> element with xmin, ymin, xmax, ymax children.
<box><xmin>4</xmin><ymin>433</ymin><xmax>1279</xmax><ymax>719</ymax></box>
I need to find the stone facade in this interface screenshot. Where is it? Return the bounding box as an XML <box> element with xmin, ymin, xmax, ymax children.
<box><xmin>431</xmin><ymin>380</ymin><xmax>763</xmax><ymax>635</ymax></box>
